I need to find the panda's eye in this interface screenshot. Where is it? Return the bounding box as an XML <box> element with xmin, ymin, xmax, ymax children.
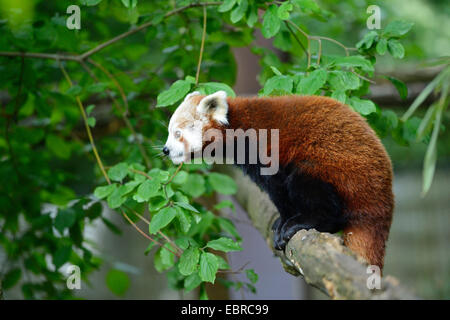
<box><xmin>174</xmin><ymin>130</ymin><xmax>181</xmax><ymax>139</ymax></box>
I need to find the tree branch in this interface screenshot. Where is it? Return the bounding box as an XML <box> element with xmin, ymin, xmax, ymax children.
<box><xmin>0</xmin><ymin>2</ymin><xmax>222</xmax><ymax>62</ymax></box>
<box><xmin>218</xmin><ymin>166</ymin><xmax>418</xmax><ymax>300</ymax></box>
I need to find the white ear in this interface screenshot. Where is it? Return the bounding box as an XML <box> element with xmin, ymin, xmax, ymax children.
<box><xmin>184</xmin><ymin>91</ymin><xmax>200</xmax><ymax>101</ymax></box>
<box><xmin>197</xmin><ymin>90</ymin><xmax>229</xmax><ymax>125</ymax></box>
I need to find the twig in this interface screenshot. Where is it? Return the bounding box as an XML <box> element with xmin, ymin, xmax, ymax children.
<box><xmin>87</xmin><ymin>58</ymin><xmax>152</xmax><ymax>168</ymax></box>
<box><xmin>195</xmin><ymin>5</ymin><xmax>207</xmax><ymax>86</ymax></box>
<box><xmin>58</xmin><ymin>61</ymin><xmax>110</xmax><ymax>184</ymax></box>
<box><xmin>0</xmin><ymin>2</ymin><xmax>222</xmax><ymax>62</ymax></box>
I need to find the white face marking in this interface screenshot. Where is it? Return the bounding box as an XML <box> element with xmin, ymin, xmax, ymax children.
<box><xmin>164</xmin><ymin>90</ymin><xmax>229</xmax><ymax>164</ymax></box>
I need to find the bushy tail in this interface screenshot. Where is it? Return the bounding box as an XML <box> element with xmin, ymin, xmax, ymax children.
<box><xmin>343</xmin><ymin>218</ymin><xmax>391</xmax><ymax>270</ymax></box>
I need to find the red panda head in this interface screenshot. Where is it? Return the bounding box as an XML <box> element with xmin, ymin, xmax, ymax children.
<box><xmin>164</xmin><ymin>90</ymin><xmax>229</xmax><ymax>164</ymax></box>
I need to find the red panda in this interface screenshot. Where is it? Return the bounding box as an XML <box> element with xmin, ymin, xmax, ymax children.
<box><xmin>164</xmin><ymin>90</ymin><xmax>394</xmax><ymax>269</ymax></box>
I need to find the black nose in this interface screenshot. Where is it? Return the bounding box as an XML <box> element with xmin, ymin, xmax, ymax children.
<box><xmin>162</xmin><ymin>146</ymin><xmax>170</xmax><ymax>156</ymax></box>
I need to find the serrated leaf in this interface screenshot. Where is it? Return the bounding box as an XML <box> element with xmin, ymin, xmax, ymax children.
<box><xmin>230</xmin><ymin>0</ymin><xmax>247</xmax><ymax>23</ymax></box>
<box><xmin>376</xmin><ymin>38</ymin><xmax>387</xmax><ymax>55</ymax></box>
<box><xmin>94</xmin><ymin>184</ymin><xmax>116</xmax><ymax>199</ymax></box>
<box><xmin>178</xmin><ymin>247</ymin><xmax>200</xmax><ymax>276</ymax></box>
<box><xmin>263</xmin><ymin>75</ymin><xmax>293</xmax><ymax>96</ymax></box>
<box><xmin>383</xmin><ymin>20</ymin><xmax>414</xmax><ymax>38</ymax></box>
<box><xmin>208</xmin><ymin>172</ymin><xmax>237</xmax><ymax>195</ymax></box>
<box><xmin>136</xmin><ymin>179</ymin><xmax>160</xmax><ymax>202</ymax></box>
<box><xmin>349</xmin><ymin>97</ymin><xmax>377</xmax><ymax>115</ymax></box>
<box><xmin>218</xmin><ymin>0</ymin><xmax>236</xmax><ymax>13</ymax></box>
<box><xmin>175</xmin><ymin>201</ymin><xmax>199</xmax><ymax>213</ymax></box>
<box><xmin>331</xmin><ymin>90</ymin><xmax>346</xmax><ymax>103</ymax></box>
<box><xmin>180</xmin><ymin>174</ymin><xmax>205</xmax><ymax>198</ymax></box>
<box><xmin>296</xmin><ymin>69</ymin><xmax>327</xmax><ymax>95</ymax></box>
<box><xmin>387</xmin><ymin>39</ymin><xmax>405</xmax><ymax>59</ymax></box>
<box><xmin>334</xmin><ymin>56</ymin><xmax>374</xmax><ymax>72</ymax></box>
<box><xmin>198</xmin><ymin>82</ymin><xmax>236</xmax><ymax>98</ymax></box>
<box><xmin>157</xmin><ymin>80</ymin><xmax>191</xmax><ymax>107</ymax></box>
<box><xmin>262</xmin><ymin>5</ymin><xmax>281</xmax><ymax>39</ymax></box>
<box><xmin>206</xmin><ymin>237</ymin><xmax>242</xmax><ymax>252</ymax></box>
<box><xmin>328</xmin><ymin>71</ymin><xmax>360</xmax><ymax>91</ymax></box>
<box><xmin>108</xmin><ymin>162</ymin><xmax>128</xmax><ymax>182</ymax></box>
<box><xmin>277</xmin><ymin>2</ymin><xmax>293</xmax><ymax>20</ymax></box>
<box><xmin>199</xmin><ymin>252</ymin><xmax>219</xmax><ymax>283</ymax></box>
<box><xmin>184</xmin><ymin>273</ymin><xmax>202</xmax><ymax>292</ymax></box>
<box><xmin>149</xmin><ymin>207</ymin><xmax>177</xmax><ymax>234</ymax></box>
<box><xmin>107</xmin><ymin>187</ymin><xmax>126</xmax><ymax>209</ymax></box>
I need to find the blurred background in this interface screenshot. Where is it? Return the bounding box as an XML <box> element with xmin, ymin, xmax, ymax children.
<box><xmin>0</xmin><ymin>0</ymin><xmax>448</xmax><ymax>299</ymax></box>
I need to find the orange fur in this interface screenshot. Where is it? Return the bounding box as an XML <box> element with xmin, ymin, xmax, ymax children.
<box><xmin>207</xmin><ymin>95</ymin><xmax>394</xmax><ymax>268</ymax></box>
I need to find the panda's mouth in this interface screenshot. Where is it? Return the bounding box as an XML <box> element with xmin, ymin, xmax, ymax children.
<box><xmin>170</xmin><ymin>152</ymin><xmax>185</xmax><ymax>164</ymax></box>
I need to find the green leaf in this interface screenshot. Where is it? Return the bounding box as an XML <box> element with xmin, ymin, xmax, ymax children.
<box><xmin>175</xmin><ymin>201</ymin><xmax>199</xmax><ymax>213</ymax></box>
<box><xmin>385</xmin><ymin>76</ymin><xmax>408</xmax><ymax>100</ymax></box>
<box><xmin>94</xmin><ymin>184</ymin><xmax>116</xmax><ymax>199</ymax></box>
<box><xmin>349</xmin><ymin>97</ymin><xmax>376</xmax><ymax>116</ymax></box>
<box><xmin>80</xmin><ymin>0</ymin><xmax>103</xmax><ymax>6</ymax></box>
<box><xmin>218</xmin><ymin>0</ymin><xmax>236</xmax><ymax>13</ymax></box>
<box><xmin>54</xmin><ymin>208</ymin><xmax>77</xmax><ymax>233</ymax></box>
<box><xmin>66</xmin><ymin>85</ymin><xmax>82</xmax><ymax>96</ymax></box>
<box><xmin>106</xmin><ymin>269</ymin><xmax>130</xmax><ymax>296</ymax></box>
<box><xmin>178</xmin><ymin>247</ymin><xmax>200</xmax><ymax>276</ymax></box>
<box><xmin>334</xmin><ymin>55</ymin><xmax>374</xmax><ymax>72</ymax></box>
<box><xmin>331</xmin><ymin>90</ymin><xmax>346</xmax><ymax>103</ymax></box>
<box><xmin>208</xmin><ymin>172</ymin><xmax>237</xmax><ymax>195</ymax></box>
<box><xmin>199</xmin><ymin>252</ymin><xmax>219</xmax><ymax>283</ymax></box>
<box><xmin>184</xmin><ymin>273</ymin><xmax>202</xmax><ymax>292</ymax></box>
<box><xmin>245</xmin><ymin>269</ymin><xmax>258</xmax><ymax>284</ymax></box>
<box><xmin>160</xmin><ymin>245</ymin><xmax>175</xmax><ymax>268</ymax></box>
<box><xmin>387</xmin><ymin>39</ymin><xmax>405</xmax><ymax>59</ymax></box>
<box><xmin>108</xmin><ymin>162</ymin><xmax>128</xmax><ymax>182</ymax></box>
<box><xmin>263</xmin><ymin>75</ymin><xmax>293</xmax><ymax>96</ymax></box>
<box><xmin>383</xmin><ymin>20</ymin><xmax>414</xmax><ymax>38</ymax></box>
<box><xmin>422</xmin><ymin>104</ymin><xmax>443</xmax><ymax>196</ymax></box>
<box><xmin>230</xmin><ymin>0</ymin><xmax>248</xmax><ymax>23</ymax></box>
<box><xmin>121</xmin><ymin>0</ymin><xmax>137</xmax><ymax>8</ymax></box>
<box><xmin>198</xmin><ymin>82</ymin><xmax>236</xmax><ymax>98</ymax></box>
<box><xmin>53</xmin><ymin>246</ymin><xmax>71</xmax><ymax>269</ymax></box>
<box><xmin>107</xmin><ymin>187</ymin><xmax>126</xmax><ymax>209</ymax></box>
<box><xmin>157</xmin><ymin>80</ymin><xmax>191</xmax><ymax>107</ymax></box>
<box><xmin>45</xmin><ymin>135</ymin><xmax>71</xmax><ymax>159</ymax></box>
<box><xmin>277</xmin><ymin>2</ymin><xmax>293</xmax><ymax>20</ymax></box>
<box><xmin>356</xmin><ymin>31</ymin><xmax>378</xmax><ymax>50</ymax></box>
<box><xmin>402</xmin><ymin>67</ymin><xmax>450</xmax><ymax>121</ymax></box>
<box><xmin>206</xmin><ymin>237</ymin><xmax>242</xmax><ymax>252</ymax></box>
<box><xmin>270</xmin><ymin>66</ymin><xmax>282</xmax><ymax>76</ymax></box>
<box><xmin>217</xmin><ymin>218</ymin><xmax>241</xmax><ymax>240</ymax></box>
<box><xmin>296</xmin><ymin>69</ymin><xmax>328</xmax><ymax>95</ymax></box>
<box><xmin>86</xmin><ymin>104</ymin><xmax>95</xmax><ymax>115</ymax></box>
<box><xmin>135</xmin><ymin>179</ymin><xmax>160</xmax><ymax>202</ymax></box>
<box><xmin>171</xmin><ymin>170</ymin><xmax>188</xmax><ymax>185</ymax></box>
<box><xmin>376</xmin><ymin>38</ymin><xmax>388</xmax><ymax>55</ymax></box>
<box><xmin>328</xmin><ymin>71</ymin><xmax>360</xmax><ymax>91</ymax></box>
<box><xmin>149</xmin><ymin>207</ymin><xmax>177</xmax><ymax>234</ymax></box>
<box><xmin>2</xmin><ymin>268</ymin><xmax>22</xmax><ymax>290</ymax></box>
<box><xmin>180</xmin><ymin>174</ymin><xmax>205</xmax><ymax>198</ymax></box>
<box><xmin>262</xmin><ymin>5</ymin><xmax>281</xmax><ymax>39</ymax></box>
<box><xmin>87</xmin><ymin>117</ymin><xmax>96</xmax><ymax>128</ymax></box>
<box><xmin>176</xmin><ymin>207</ymin><xmax>192</xmax><ymax>234</ymax></box>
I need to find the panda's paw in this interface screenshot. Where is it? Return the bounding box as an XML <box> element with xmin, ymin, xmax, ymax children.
<box><xmin>272</xmin><ymin>217</ymin><xmax>286</xmax><ymax>250</ymax></box>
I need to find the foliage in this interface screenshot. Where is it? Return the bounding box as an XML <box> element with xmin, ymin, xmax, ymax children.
<box><xmin>0</xmin><ymin>0</ymin><xmax>435</xmax><ymax>300</ymax></box>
